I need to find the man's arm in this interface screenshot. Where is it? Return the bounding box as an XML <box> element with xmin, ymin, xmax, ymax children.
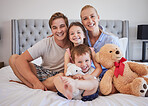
<box><xmin>15</xmin><ymin>50</ymin><xmax>47</xmax><ymax>90</ymax></box>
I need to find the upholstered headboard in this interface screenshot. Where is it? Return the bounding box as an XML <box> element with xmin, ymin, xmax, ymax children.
<box><xmin>11</xmin><ymin>19</ymin><xmax>129</xmax><ymax>59</ymax></box>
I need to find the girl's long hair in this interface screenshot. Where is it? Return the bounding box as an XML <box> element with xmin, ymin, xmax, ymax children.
<box><xmin>67</xmin><ymin>22</ymin><xmax>88</xmax><ymax>51</ymax></box>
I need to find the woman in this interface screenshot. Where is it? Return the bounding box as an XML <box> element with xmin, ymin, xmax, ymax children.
<box><xmin>80</xmin><ymin>5</ymin><xmax>120</xmax><ymax>80</ymax></box>
<box><xmin>9</xmin><ymin>12</ymin><xmax>70</xmax><ymax>91</ymax></box>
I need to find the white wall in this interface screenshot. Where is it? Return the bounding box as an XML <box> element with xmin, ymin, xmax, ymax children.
<box><xmin>0</xmin><ymin>0</ymin><xmax>148</xmax><ymax>65</ymax></box>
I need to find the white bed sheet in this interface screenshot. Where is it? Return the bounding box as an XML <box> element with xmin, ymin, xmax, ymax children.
<box><xmin>0</xmin><ymin>66</ymin><xmax>148</xmax><ymax>106</ymax></box>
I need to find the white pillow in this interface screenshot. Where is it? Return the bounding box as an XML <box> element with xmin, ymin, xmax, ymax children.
<box><xmin>21</xmin><ymin>52</ymin><xmax>42</xmax><ymax>66</ymax></box>
<box><xmin>119</xmin><ymin>37</ymin><xmax>128</xmax><ymax>58</ymax></box>
<box><xmin>31</xmin><ymin>57</ymin><xmax>42</xmax><ymax>66</ymax></box>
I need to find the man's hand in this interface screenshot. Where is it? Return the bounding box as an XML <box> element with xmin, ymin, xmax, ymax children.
<box><xmin>32</xmin><ymin>81</ymin><xmax>47</xmax><ymax>91</ymax></box>
<box><xmin>72</xmin><ymin>74</ymin><xmax>83</xmax><ymax>80</ymax></box>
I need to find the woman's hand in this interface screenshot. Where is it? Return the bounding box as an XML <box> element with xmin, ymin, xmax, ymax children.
<box><xmin>47</xmin><ymin>34</ymin><xmax>53</xmax><ymax>38</ymax></box>
<box><xmin>82</xmin><ymin>74</ymin><xmax>94</xmax><ymax>80</ymax></box>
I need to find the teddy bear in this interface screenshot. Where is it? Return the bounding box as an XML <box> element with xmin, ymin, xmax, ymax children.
<box><xmin>65</xmin><ymin>63</ymin><xmax>85</xmax><ymax>99</ymax></box>
<box><xmin>95</xmin><ymin>44</ymin><xmax>148</xmax><ymax>97</ymax></box>
<box><xmin>65</xmin><ymin>63</ymin><xmax>84</xmax><ymax>76</ymax></box>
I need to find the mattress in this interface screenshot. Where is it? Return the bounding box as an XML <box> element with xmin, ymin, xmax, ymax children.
<box><xmin>0</xmin><ymin>66</ymin><xmax>148</xmax><ymax>106</ymax></box>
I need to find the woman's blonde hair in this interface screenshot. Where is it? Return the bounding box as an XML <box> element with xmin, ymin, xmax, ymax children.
<box><xmin>67</xmin><ymin>22</ymin><xmax>88</xmax><ymax>50</ymax></box>
<box><xmin>80</xmin><ymin>5</ymin><xmax>98</xmax><ymax>18</ymax></box>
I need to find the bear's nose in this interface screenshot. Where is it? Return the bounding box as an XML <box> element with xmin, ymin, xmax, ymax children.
<box><xmin>116</xmin><ymin>50</ymin><xmax>120</xmax><ymax>54</ymax></box>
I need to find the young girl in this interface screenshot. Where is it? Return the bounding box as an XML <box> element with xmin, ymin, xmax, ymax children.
<box><xmin>80</xmin><ymin>5</ymin><xmax>120</xmax><ymax>80</ymax></box>
<box><xmin>53</xmin><ymin>22</ymin><xmax>102</xmax><ymax>101</ymax></box>
<box><xmin>64</xmin><ymin>22</ymin><xmax>102</xmax><ymax>79</ymax></box>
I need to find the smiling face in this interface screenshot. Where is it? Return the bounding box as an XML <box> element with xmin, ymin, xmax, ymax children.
<box><xmin>69</xmin><ymin>25</ymin><xmax>85</xmax><ymax>46</ymax></box>
<box><xmin>74</xmin><ymin>53</ymin><xmax>91</xmax><ymax>73</ymax></box>
<box><xmin>81</xmin><ymin>7</ymin><xmax>99</xmax><ymax>32</ymax></box>
<box><xmin>95</xmin><ymin>44</ymin><xmax>123</xmax><ymax>69</ymax></box>
<box><xmin>51</xmin><ymin>18</ymin><xmax>68</xmax><ymax>41</ymax></box>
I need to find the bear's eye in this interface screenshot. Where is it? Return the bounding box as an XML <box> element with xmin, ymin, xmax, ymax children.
<box><xmin>109</xmin><ymin>51</ymin><xmax>112</xmax><ymax>53</ymax></box>
<box><xmin>76</xmin><ymin>70</ymin><xmax>78</xmax><ymax>72</ymax></box>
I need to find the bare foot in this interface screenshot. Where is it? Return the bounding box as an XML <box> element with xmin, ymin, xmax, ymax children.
<box><xmin>60</xmin><ymin>76</ymin><xmax>77</xmax><ymax>100</ymax></box>
<box><xmin>64</xmin><ymin>81</ymin><xmax>73</xmax><ymax>99</ymax></box>
<box><xmin>9</xmin><ymin>80</ymin><xmax>24</xmax><ymax>84</ymax></box>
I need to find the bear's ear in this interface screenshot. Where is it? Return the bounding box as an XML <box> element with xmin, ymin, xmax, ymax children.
<box><xmin>95</xmin><ymin>52</ymin><xmax>100</xmax><ymax>63</ymax></box>
<box><xmin>67</xmin><ymin>63</ymin><xmax>72</xmax><ymax>67</ymax></box>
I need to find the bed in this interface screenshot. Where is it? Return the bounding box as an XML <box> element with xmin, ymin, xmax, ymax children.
<box><xmin>0</xmin><ymin>19</ymin><xmax>148</xmax><ymax>106</ymax></box>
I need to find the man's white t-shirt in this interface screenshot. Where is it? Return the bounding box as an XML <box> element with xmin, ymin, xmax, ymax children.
<box><xmin>28</xmin><ymin>36</ymin><xmax>66</xmax><ymax>72</ymax></box>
